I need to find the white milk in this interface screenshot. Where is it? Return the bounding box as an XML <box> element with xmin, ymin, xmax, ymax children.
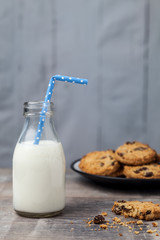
<box><xmin>13</xmin><ymin>140</ymin><xmax>65</xmax><ymax>214</ymax></box>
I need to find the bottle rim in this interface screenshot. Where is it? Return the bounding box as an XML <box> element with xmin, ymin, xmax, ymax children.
<box><xmin>23</xmin><ymin>101</ymin><xmax>54</xmax><ymax>116</ymax></box>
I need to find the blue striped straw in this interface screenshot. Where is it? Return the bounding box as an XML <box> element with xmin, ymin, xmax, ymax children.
<box><xmin>34</xmin><ymin>75</ymin><xmax>88</xmax><ymax>144</ymax></box>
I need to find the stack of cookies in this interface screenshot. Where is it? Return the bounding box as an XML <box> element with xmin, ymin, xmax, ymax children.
<box><xmin>79</xmin><ymin>141</ymin><xmax>160</xmax><ymax>179</ymax></box>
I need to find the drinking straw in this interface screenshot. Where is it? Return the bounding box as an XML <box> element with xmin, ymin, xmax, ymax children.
<box><xmin>34</xmin><ymin>75</ymin><xmax>88</xmax><ymax>144</ymax></box>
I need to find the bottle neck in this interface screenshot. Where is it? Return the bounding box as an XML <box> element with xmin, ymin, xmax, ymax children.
<box><xmin>18</xmin><ymin>101</ymin><xmax>58</xmax><ymax>143</ymax></box>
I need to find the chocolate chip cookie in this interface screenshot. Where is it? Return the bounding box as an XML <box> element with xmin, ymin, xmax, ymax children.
<box><xmin>109</xmin><ymin>166</ymin><xmax>124</xmax><ymax>177</ymax></box>
<box><xmin>115</xmin><ymin>141</ymin><xmax>157</xmax><ymax>165</ymax></box>
<box><xmin>112</xmin><ymin>200</ymin><xmax>160</xmax><ymax>220</ymax></box>
<box><xmin>123</xmin><ymin>163</ymin><xmax>160</xmax><ymax>179</ymax></box>
<box><xmin>79</xmin><ymin>150</ymin><xmax>120</xmax><ymax>176</ymax></box>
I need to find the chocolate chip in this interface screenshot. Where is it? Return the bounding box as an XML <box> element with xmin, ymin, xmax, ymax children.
<box><xmin>144</xmin><ymin>172</ymin><xmax>153</xmax><ymax>177</ymax></box>
<box><xmin>139</xmin><ymin>167</ymin><xmax>148</xmax><ymax>171</ymax></box>
<box><xmin>134</xmin><ymin>147</ymin><xmax>147</xmax><ymax>151</ymax></box>
<box><xmin>100</xmin><ymin>156</ymin><xmax>107</xmax><ymax>159</ymax></box>
<box><xmin>115</xmin><ymin>203</ymin><xmax>131</xmax><ymax>213</ymax></box>
<box><xmin>126</xmin><ymin>141</ymin><xmax>135</xmax><ymax>145</ymax></box>
<box><xmin>109</xmin><ymin>155</ymin><xmax>113</xmax><ymax>160</ymax></box>
<box><xmin>134</xmin><ymin>167</ymin><xmax>148</xmax><ymax>174</ymax></box>
<box><xmin>112</xmin><ymin>150</ymin><xmax>115</xmax><ymax>153</ymax></box>
<box><xmin>113</xmin><ymin>203</ymin><xmax>130</xmax><ymax>215</ymax></box>
<box><xmin>123</xmin><ymin>207</ymin><xmax>131</xmax><ymax>213</ymax></box>
<box><xmin>117</xmin><ymin>152</ymin><xmax>124</xmax><ymax>157</ymax></box>
<box><xmin>100</xmin><ymin>162</ymin><xmax>104</xmax><ymax>167</ymax></box>
<box><xmin>146</xmin><ymin>210</ymin><xmax>151</xmax><ymax>215</ymax></box>
<box><xmin>111</xmin><ymin>161</ymin><xmax>116</xmax><ymax>166</ymax></box>
<box><xmin>94</xmin><ymin>215</ymin><xmax>105</xmax><ymax>224</ymax></box>
<box><xmin>113</xmin><ymin>207</ymin><xmax>122</xmax><ymax>215</ymax></box>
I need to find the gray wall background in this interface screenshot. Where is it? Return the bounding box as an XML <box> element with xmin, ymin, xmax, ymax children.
<box><xmin>0</xmin><ymin>0</ymin><xmax>160</xmax><ymax>167</ymax></box>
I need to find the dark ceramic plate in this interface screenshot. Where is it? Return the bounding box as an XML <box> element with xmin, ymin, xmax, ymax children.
<box><xmin>71</xmin><ymin>159</ymin><xmax>160</xmax><ymax>188</ymax></box>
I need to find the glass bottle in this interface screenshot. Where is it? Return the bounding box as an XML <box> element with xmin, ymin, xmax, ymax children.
<box><xmin>13</xmin><ymin>101</ymin><xmax>65</xmax><ymax>218</ymax></box>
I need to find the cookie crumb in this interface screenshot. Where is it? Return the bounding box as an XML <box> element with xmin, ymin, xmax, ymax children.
<box><xmin>119</xmin><ymin>233</ymin><xmax>123</xmax><ymax>236</ymax></box>
<box><xmin>101</xmin><ymin>211</ymin><xmax>107</xmax><ymax>216</ymax></box>
<box><xmin>137</xmin><ymin>220</ymin><xmax>143</xmax><ymax>225</ymax></box>
<box><xmin>147</xmin><ymin>229</ymin><xmax>157</xmax><ymax>234</ymax></box>
<box><xmin>113</xmin><ymin>217</ymin><xmax>121</xmax><ymax>223</ymax></box>
<box><xmin>134</xmin><ymin>231</ymin><xmax>139</xmax><ymax>235</ymax></box>
<box><xmin>152</xmin><ymin>222</ymin><xmax>158</xmax><ymax>227</ymax></box>
<box><xmin>156</xmin><ymin>233</ymin><xmax>159</xmax><ymax>236</ymax></box>
<box><xmin>88</xmin><ymin>220</ymin><xmax>93</xmax><ymax>225</ymax></box>
<box><xmin>139</xmin><ymin>227</ymin><xmax>143</xmax><ymax>231</ymax></box>
<box><xmin>100</xmin><ymin>224</ymin><xmax>107</xmax><ymax>229</ymax></box>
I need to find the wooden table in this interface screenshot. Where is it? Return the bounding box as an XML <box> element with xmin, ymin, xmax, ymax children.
<box><xmin>1</xmin><ymin>168</ymin><xmax>160</xmax><ymax>240</ymax></box>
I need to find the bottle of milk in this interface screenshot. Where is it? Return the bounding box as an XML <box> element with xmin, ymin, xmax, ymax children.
<box><xmin>13</xmin><ymin>101</ymin><xmax>65</xmax><ymax>218</ymax></box>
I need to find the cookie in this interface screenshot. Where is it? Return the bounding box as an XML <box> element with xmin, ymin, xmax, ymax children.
<box><xmin>123</xmin><ymin>163</ymin><xmax>160</xmax><ymax>179</ymax></box>
<box><xmin>115</xmin><ymin>141</ymin><xmax>157</xmax><ymax>166</ymax></box>
<box><xmin>109</xmin><ymin>166</ymin><xmax>124</xmax><ymax>177</ymax></box>
<box><xmin>112</xmin><ymin>200</ymin><xmax>160</xmax><ymax>220</ymax></box>
<box><xmin>79</xmin><ymin>150</ymin><xmax>120</xmax><ymax>176</ymax></box>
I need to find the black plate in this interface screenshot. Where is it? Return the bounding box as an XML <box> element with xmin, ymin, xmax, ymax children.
<box><xmin>71</xmin><ymin>159</ymin><xmax>160</xmax><ymax>188</ymax></box>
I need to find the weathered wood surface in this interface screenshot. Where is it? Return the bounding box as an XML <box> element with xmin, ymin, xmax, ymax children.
<box><xmin>0</xmin><ymin>168</ymin><xmax>160</xmax><ymax>240</ymax></box>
